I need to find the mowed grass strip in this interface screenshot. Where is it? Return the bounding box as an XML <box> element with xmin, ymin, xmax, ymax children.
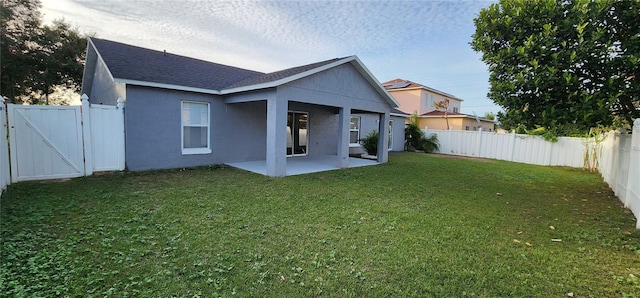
<box><xmin>1</xmin><ymin>153</ymin><xmax>639</xmax><ymax>297</ymax></box>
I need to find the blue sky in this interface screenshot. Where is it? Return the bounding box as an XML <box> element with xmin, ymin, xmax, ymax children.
<box><xmin>41</xmin><ymin>0</ymin><xmax>499</xmax><ymax>116</ymax></box>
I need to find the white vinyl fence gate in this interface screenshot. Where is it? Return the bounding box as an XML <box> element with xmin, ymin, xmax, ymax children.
<box><xmin>4</xmin><ymin>95</ymin><xmax>125</xmax><ymax>183</ymax></box>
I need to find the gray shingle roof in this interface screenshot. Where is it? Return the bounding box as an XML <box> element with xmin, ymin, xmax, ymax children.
<box><xmin>225</xmin><ymin>58</ymin><xmax>342</xmax><ymax>89</ymax></box>
<box><xmin>90</xmin><ymin>38</ymin><xmax>264</xmax><ymax>90</ymax></box>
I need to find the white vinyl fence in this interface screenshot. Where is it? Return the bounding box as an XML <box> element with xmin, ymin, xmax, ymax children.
<box><xmin>425</xmin><ymin>120</ymin><xmax>640</xmax><ymax>228</ymax></box>
<box><xmin>598</xmin><ymin>120</ymin><xmax>640</xmax><ymax>228</ymax></box>
<box><xmin>426</xmin><ymin>129</ymin><xmax>586</xmax><ymax>167</ymax></box>
<box><xmin>1</xmin><ymin>94</ymin><xmax>125</xmax><ymax>184</ymax></box>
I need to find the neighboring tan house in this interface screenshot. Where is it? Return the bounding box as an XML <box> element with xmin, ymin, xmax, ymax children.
<box><xmin>419</xmin><ymin>110</ymin><xmax>495</xmax><ymax>132</ymax></box>
<box><xmin>382</xmin><ymin>78</ymin><xmax>494</xmax><ymax>131</ymax></box>
<box><xmin>81</xmin><ymin>38</ymin><xmax>402</xmax><ymax>177</ymax></box>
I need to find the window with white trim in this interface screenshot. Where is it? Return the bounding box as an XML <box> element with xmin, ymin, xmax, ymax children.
<box><xmin>350</xmin><ymin>116</ymin><xmax>360</xmax><ymax>146</ymax></box>
<box><xmin>181</xmin><ymin>101</ymin><xmax>211</xmax><ymax>155</ymax></box>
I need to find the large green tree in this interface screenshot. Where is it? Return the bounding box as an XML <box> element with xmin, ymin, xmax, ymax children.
<box><xmin>1</xmin><ymin>0</ymin><xmax>87</xmax><ymax>104</ymax></box>
<box><xmin>471</xmin><ymin>0</ymin><xmax>639</xmax><ymax>135</ymax></box>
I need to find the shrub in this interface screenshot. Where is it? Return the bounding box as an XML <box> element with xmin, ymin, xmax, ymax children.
<box><xmin>360</xmin><ymin>130</ymin><xmax>378</xmax><ymax>156</ymax></box>
<box><xmin>422</xmin><ymin>133</ymin><xmax>440</xmax><ymax>153</ymax></box>
<box><xmin>404</xmin><ymin>121</ymin><xmax>440</xmax><ymax>153</ymax></box>
<box><xmin>405</xmin><ymin>122</ymin><xmax>424</xmax><ymax>151</ymax></box>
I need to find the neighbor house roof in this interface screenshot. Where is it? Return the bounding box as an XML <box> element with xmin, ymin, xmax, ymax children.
<box><xmin>382</xmin><ymin>78</ymin><xmax>463</xmax><ymax>101</ymax></box>
<box><xmin>86</xmin><ymin>38</ymin><xmax>398</xmax><ymax>107</ymax></box>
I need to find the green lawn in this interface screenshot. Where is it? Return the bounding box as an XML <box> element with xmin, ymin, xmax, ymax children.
<box><xmin>1</xmin><ymin>153</ymin><xmax>639</xmax><ymax>297</ymax></box>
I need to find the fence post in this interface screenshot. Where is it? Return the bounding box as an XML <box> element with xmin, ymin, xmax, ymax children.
<box><xmin>81</xmin><ymin>94</ymin><xmax>93</xmax><ymax>176</ymax></box>
<box><xmin>116</xmin><ymin>97</ymin><xmax>126</xmax><ymax>171</ymax></box>
<box><xmin>624</xmin><ymin>120</ymin><xmax>640</xmax><ymax>223</ymax></box>
<box><xmin>508</xmin><ymin>130</ymin><xmax>516</xmax><ymax>162</ymax></box>
<box><xmin>477</xmin><ymin>128</ymin><xmax>483</xmax><ymax>157</ymax></box>
<box><xmin>0</xmin><ymin>97</ymin><xmax>9</xmax><ymax>191</ymax></box>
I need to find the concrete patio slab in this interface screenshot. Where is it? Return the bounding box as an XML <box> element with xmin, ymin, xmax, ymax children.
<box><xmin>226</xmin><ymin>155</ymin><xmax>379</xmax><ymax>176</ymax></box>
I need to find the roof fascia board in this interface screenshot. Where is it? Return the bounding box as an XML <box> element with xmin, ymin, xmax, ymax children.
<box><xmin>114</xmin><ymin>78</ymin><xmax>221</xmax><ymax>95</ymax></box>
<box><xmin>88</xmin><ymin>38</ymin><xmax>117</xmax><ymax>85</ymax></box>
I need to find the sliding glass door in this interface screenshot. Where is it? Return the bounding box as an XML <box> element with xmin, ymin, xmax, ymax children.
<box><xmin>286</xmin><ymin>111</ymin><xmax>308</xmax><ymax>156</ymax></box>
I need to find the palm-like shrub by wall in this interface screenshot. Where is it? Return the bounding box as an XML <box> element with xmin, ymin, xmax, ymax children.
<box><xmin>405</xmin><ymin>117</ymin><xmax>439</xmax><ymax>153</ymax></box>
<box><xmin>422</xmin><ymin>133</ymin><xmax>440</xmax><ymax>153</ymax></box>
<box><xmin>360</xmin><ymin>130</ymin><xmax>378</xmax><ymax>156</ymax></box>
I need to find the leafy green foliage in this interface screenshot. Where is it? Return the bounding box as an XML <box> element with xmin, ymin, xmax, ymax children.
<box><xmin>421</xmin><ymin>134</ymin><xmax>440</xmax><ymax>153</ymax></box>
<box><xmin>405</xmin><ymin>114</ymin><xmax>440</xmax><ymax>152</ymax></box>
<box><xmin>0</xmin><ymin>0</ymin><xmax>88</xmax><ymax>104</ymax></box>
<box><xmin>471</xmin><ymin>0</ymin><xmax>640</xmax><ymax>136</ymax></box>
<box><xmin>359</xmin><ymin>130</ymin><xmax>378</xmax><ymax>155</ymax></box>
<box><xmin>484</xmin><ymin>112</ymin><xmax>496</xmax><ymax>121</ymax></box>
<box><xmin>1</xmin><ymin>156</ymin><xmax>639</xmax><ymax>296</ymax></box>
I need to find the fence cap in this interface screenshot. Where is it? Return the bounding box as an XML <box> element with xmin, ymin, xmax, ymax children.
<box><xmin>81</xmin><ymin>94</ymin><xmax>89</xmax><ymax>102</ymax></box>
<box><xmin>116</xmin><ymin>97</ymin><xmax>125</xmax><ymax>109</ymax></box>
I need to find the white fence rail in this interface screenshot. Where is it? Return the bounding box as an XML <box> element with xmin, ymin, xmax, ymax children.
<box><xmin>426</xmin><ymin>121</ymin><xmax>640</xmax><ymax>228</ymax></box>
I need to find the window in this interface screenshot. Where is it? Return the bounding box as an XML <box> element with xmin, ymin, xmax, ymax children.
<box><xmin>430</xmin><ymin>95</ymin><xmax>435</xmax><ymax>107</ymax></box>
<box><xmin>465</xmin><ymin>126</ymin><xmax>470</xmax><ymax>130</ymax></box>
<box><xmin>388</xmin><ymin>120</ymin><xmax>393</xmax><ymax>150</ymax></box>
<box><xmin>181</xmin><ymin>101</ymin><xmax>211</xmax><ymax>155</ymax></box>
<box><xmin>452</xmin><ymin>101</ymin><xmax>459</xmax><ymax>113</ymax></box>
<box><xmin>350</xmin><ymin>116</ymin><xmax>360</xmax><ymax>146</ymax></box>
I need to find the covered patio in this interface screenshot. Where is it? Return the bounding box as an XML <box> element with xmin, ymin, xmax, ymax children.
<box><xmin>227</xmin><ymin>155</ymin><xmax>379</xmax><ymax>176</ymax></box>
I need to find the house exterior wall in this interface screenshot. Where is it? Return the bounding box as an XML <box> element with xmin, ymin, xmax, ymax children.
<box><xmin>389</xmin><ymin>89</ymin><xmax>463</xmax><ymax>116</ymax></box>
<box><xmin>390</xmin><ymin>115</ymin><xmax>406</xmax><ymax>151</ymax></box>
<box><xmin>88</xmin><ymin>57</ymin><xmax>125</xmax><ymax>105</ymax></box>
<box><xmin>124</xmin><ymin>86</ymin><xmax>224</xmax><ymax>171</ymax></box>
<box><xmin>388</xmin><ymin>89</ymin><xmax>422</xmax><ymax>115</ymax></box>
<box><xmin>222</xmin><ymin>101</ymin><xmax>268</xmax><ymax>162</ymax></box>
<box><xmin>280</xmin><ymin>63</ymin><xmax>391</xmax><ymax>113</ymax></box>
<box><xmin>288</xmin><ymin>102</ymin><xmax>339</xmax><ymax>157</ymax></box>
<box><xmin>351</xmin><ymin>114</ymin><xmax>405</xmax><ymax>154</ymax></box>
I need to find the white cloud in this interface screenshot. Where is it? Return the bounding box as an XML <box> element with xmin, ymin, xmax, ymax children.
<box><xmin>40</xmin><ymin>0</ymin><xmax>499</xmax><ymax>115</ymax></box>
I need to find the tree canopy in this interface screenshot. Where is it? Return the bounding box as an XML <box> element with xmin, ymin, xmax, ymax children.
<box><xmin>471</xmin><ymin>0</ymin><xmax>639</xmax><ymax>135</ymax></box>
<box><xmin>1</xmin><ymin>0</ymin><xmax>88</xmax><ymax>104</ymax></box>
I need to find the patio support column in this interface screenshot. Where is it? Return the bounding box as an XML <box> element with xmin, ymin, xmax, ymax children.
<box><xmin>337</xmin><ymin>107</ymin><xmax>351</xmax><ymax>168</ymax></box>
<box><xmin>377</xmin><ymin>112</ymin><xmax>390</xmax><ymax>163</ymax></box>
<box><xmin>266</xmin><ymin>96</ymin><xmax>287</xmax><ymax>177</ymax></box>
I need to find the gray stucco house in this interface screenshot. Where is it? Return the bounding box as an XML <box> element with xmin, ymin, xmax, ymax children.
<box><xmin>81</xmin><ymin>38</ymin><xmax>404</xmax><ymax>177</ymax></box>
